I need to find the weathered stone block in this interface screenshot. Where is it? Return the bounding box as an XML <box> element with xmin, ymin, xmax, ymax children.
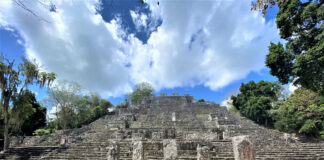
<box><xmin>185</xmin><ymin>133</ymin><xmax>218</xmax><ymax>141</ymax></box>
<box><xmin>197</xmin><ymin>144</ymin><xmax>211</xmax><ymax>160</ymax></box>
<box><xmin>132</xmin><ymin>133</ymin><xmax>144</xmax><ymax>140</ymax></box>
<box><xmin>133</xmin><ymin>141</ymin><xmax>143</xmax><ymax>160</ymax></box>
<box><xmin>110</xmin><ymin>128</ymin><xmax>119</xmax><ymax>131</ymax></box>
<box><xmin>223</xmin><ymin>130</ymin><xmax>230</xmax><ymax>140</ymax></box>
<box><xmin>232</xmin><ymin>136</ymin><xmax>255</xmax><ymax>160</ymax></box>
<box><xmin>163</xmin><ymin>139</ymin><xmax>177</xmax><ymax>160</ymax></box>
<box><xmin>106</xmin><ymin>142</ymin><xmax>119</xmax><ymax>160</ymax></box>
<box><xmin>172</xmin><ymin>112</ymin><xmax>176</xmax><ymax>121</ymax></box>
<box><xmin>152</xmin><ymin>132</ymin><xmax>163</xmax><ymax>140</ymax></box>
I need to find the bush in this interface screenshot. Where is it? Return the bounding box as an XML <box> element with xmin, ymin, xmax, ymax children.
<box><xmin>116</xmin><ymin>102</ymin><xmax>129</xmax><ymax>109</ymax></box>
<box><xmin>33</xmin><ymin>128</ymin><xmax>51</xmax><ymax>136</ymax></box>
<box><xmin>273</xmin><ymin>88</ymin><xmax>324</xmax><ymax>139</ymax></box>
<box><xmin>198</xmin><ymin>99</ymin><xmax>205</xmax><ymax>102</ymax></box>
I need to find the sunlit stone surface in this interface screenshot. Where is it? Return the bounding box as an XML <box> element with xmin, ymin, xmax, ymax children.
<box><xmin>6</xmin><ymin>94</ymin><xmax>324</xmax><ymax>159</ymax></box>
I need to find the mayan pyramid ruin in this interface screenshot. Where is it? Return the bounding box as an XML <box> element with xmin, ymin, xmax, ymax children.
<box><xmin>1</xmin><ymin>94</ymin><xmax>324</xmax><ymax>160</ymax></box>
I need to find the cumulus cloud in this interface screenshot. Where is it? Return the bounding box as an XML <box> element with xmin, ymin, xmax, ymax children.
<box><xmin>0</xmin><ymin>0</ymin><xmax>280</xmax><ymax>98</ymax></box>
<box><xmin>128</xmin><ymin>0</ymin><xmax>280</xmax><ymax>90</ymax></box>
<box><xmin>0</xmin><ymin>0</ymin><xmax>132</xmax><ymax>97</ymax></box>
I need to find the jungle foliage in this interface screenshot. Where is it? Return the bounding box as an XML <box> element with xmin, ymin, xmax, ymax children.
<box><xmin>265</xmin><ymin>0</ymin><xmax>324</xmax><ymax>95</ymax></box>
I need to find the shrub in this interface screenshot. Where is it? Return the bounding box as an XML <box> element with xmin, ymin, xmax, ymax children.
<box><xmin>33</xmin><ymin>128</ymin><xmax>51</xmax><ymax>136</ymax></box>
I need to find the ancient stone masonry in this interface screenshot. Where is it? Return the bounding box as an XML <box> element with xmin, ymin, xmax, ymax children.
<box><xmin>132</xmin><ymin>141</ymin><xmax>144</xmax><ymax>160</ymax></box>
<box><xmin>197</xmin><ymin>144</ymin><xmax>211</xmax><ymax>160</ymax></box>
<box><xmin>3</xmin><ymin>94</ymin><xmax>324</xmax><ymax>160</ymax></box>
<box><xmin>163</xmin><ymin>139</ymin><xmax>177</xmax><ymax>160</ymax></box>
<box><xmin>107</xmin><ymin>142</ymin><xmax>119</xmax><ymax>160</ymax></box>
<box><xmin>232</xmin><ymin>136</ymin><xmax>255</xmax><ymax>160</ymax></box>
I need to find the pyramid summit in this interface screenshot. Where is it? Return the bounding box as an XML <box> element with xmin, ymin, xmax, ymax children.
<box><xmin>3</xmin><ymin>94</ymin><xmax>324</xmax><ymax>160</ymax></box>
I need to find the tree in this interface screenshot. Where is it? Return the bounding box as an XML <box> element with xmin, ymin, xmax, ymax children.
<box><xmin>74</xmin><ymin>96</ymin><xmax>92</xmax><ymax>127</ymax></box>
<box><xmin>46</xmin><ymin>81</ymin><xmax>113</xmax><ymax>129</ymax></box>
<box><xmin>231</xmin><ymin>80</ymin><xmax>281</xmax><ymax>127</ymax></box>
<box><xmin>130</xmin><ymin>82</ymin><xmax>154</xmax><ymax>105</ymax></box>
<box><xmin>46</xmin><ymin>80</ymin><xmax>81</xmax><ymax>130</ymax></box>
<box><xmin>198</xmin><ymin>99</ymin><xmax>205</xmax><ymax>102</ymax></box>
<box><xmin>85</xmin><ymin>93</ymin><xmax>112</xmax><ymax>124</ymax></box>
<box><xmin>262</xmin><ymin>0</ymin><xmax>324</xmax><ymax>95</ymax></box>
<box><xmin>273</xmin><ymin>88</ymin><xmax>324</xmax><ymax>139</ymax></box>
<box><xmin>116</xmin><ymin>101</ymin><xmax>129</xmax><ymax>109</ymax></box>
<box><xmin>13</xmin><ymin>0</ymin><xmax>57</xmax><ymax>23</ymax></box>
<box><xmin>251</xmin><ymin>0</ymin><xmax>287</xmax><ymax>15</ymax></box>
<box><xmin>0</xmin><ymin>56</ymin><xmax>55</xmax><ymax>150</ymax></box>
<box><xmin>10</xmin><ymin>90</ymin><xmax>46</xmax><ymax>136</ymax></box>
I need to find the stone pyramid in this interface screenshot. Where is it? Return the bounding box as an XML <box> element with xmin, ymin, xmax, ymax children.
<box><xmin>2</xmin><ymin>94</ymin><xmax>324</xmax><ymax>160</ymax></box>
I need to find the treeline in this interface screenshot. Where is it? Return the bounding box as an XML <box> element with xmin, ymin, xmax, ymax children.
<box><xmin>230</xmin><ymin>0</ymin><xmax>324</xmax><ymax>140</ymax></box>
<box><xmin>0</xmin><ymin>80</ymin><xmax>113</xmax><ymax>138</ymax></box>
<box><xmin>0</xmin><ymin>56</ymin><xmax>55</xmax><ymax>150</ymax></box>
<box><xmin>43</xmin><ymin>80</ymin><xmax>113</xmax><ymax>134</ymax></box>
<box><xmin>0</xmin><ymin>57</ymin><xmax>114</xmax><ymax>150</ymax></box>
<box><xmin>230</xmin><ymin>81</ymin><xmax>324</xmax><ymax>139</ymax></box>
<box><xmin>0</xmin><ymin>55</ymin><xmax>153</xmax><ymax>150</ymax></box>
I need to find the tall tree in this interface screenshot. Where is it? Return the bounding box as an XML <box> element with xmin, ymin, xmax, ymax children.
<box><xmin>231</xmin><ymin>80</ymin><xmax>281</xmax><ymax>127</ymax></box>
<box><xmin>130</xmin><ymin>82</ymin><xmax>154</xmax><ymax>105</ymax></box>
<box><xmin>0</xmin><ymin>56</ymin><xmax>55</xmax><ymax>150</ymax></box>
<box><xmin>254</xmin><ymin>0</ymin><xmax>324</xmax><ymax>95</ymax></box>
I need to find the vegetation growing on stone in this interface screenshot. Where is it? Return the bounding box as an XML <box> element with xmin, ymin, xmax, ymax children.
<box><xmin>129</xmin><ymin>82</ymin><xmax>155</xmax><ymax>105</ymax></box>
<box><xmin>33</xmin><ymin>128</ymin><xmax>51</xmax><ymax>136</ymax></box>
<box><xmin>198</xmin><ymin>99</ymin><xmax>205</xmax><ymax>102</ymax></box>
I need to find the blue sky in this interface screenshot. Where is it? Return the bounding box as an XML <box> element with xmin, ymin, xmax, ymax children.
<box><xmin>0</xmin><ymin>0</ymin><xmax>283</xmax><ymax>109</ymax></box>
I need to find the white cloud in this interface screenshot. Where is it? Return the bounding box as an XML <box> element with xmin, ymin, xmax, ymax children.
<box><xmin>0</xmin><ymin>0</ymin><xmax>132</xmax><ymax>97</ymax></box>
<box><xmin>47</xmin><ymin>105</ymin><xmax>58</xmax><ymax>120</ymax></box>
<box><xmin>130</xmin><ymin>10</ymin><xmax>148</xmax><ymax>30</ymax></box>
<box><xmin>221</xmin><ymin>97</ymin><xmax>233</xmax><ymax>108</ymax></box>
<box><xmin>288</xmin><ymin>83</ymin><xmax>299</xmax><ymax>94</ymax></box>
<box><xmin>128</xmin><ymin>0</ymin><xmax>280</xmax><ymax>90</ymax></box>
<box><xmin>0</xmin><ymin>0</ymin><xmax>280</xmax><ymax>98</ymax></box>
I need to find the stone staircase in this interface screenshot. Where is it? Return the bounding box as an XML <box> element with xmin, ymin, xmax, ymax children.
<box><xmin>0</xmin><ymin>146</ymin><xmax>59</xmax><ymax>160</ymax></box>
<box><xmin>119</xmin><ymin>141</ymin><xmax>132</xmax><ymax>160</ymax></box>
<box><xmin>232</xmin><ymin>117</ymin><xmax>324</xmax><ymax>160</ymax></box>
<box><xmin>0</xmin><ymin>142</ymin><xmax>110</xmax><ymax>160</ymax></box>
<box><xmin>1</xmin><ymin>95</ymin><xmax>324</xmax><ymax>160</ymax></box>
<box><xmin>256</xmin><ymin>143</ymin><xmax>324</xmax><ymax>160</ymax></box>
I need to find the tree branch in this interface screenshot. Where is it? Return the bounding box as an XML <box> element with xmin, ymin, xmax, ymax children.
<box><xmin>13</xmin><ymin>0</ymin><xmax>51</xmax><ymax>23</ymax></box>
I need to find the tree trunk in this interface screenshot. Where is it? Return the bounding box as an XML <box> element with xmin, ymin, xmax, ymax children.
<box><xmin>3</xmin><ymin>96</ymin><xmax>10</xmax><ymax>151</ymax></box>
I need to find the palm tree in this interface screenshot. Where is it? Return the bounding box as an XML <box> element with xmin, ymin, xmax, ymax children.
<box><xmin>0</xmin><ymin>56</ymin><xmax>55</xmax><ymax>151</ymax></box>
